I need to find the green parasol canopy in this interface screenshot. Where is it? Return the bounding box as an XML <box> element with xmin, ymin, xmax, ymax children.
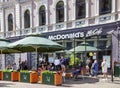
<box><xmin>8</xmin><ymin>35</ymin><xmax>65</xmax><ymax>52</ymax></box>
<box><xmin>69</xmin><ymin>42</ymin><xmax>99</xmax><ymax>53</ymax></box>
<box><xmin>0</xmin><ymin>38</ymin><xmax>21</xmax><ymax>54</ymax></box>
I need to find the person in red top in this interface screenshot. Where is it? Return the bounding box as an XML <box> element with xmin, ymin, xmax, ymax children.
<box><xmin>38</xmin><ymin>64</ymin><xmax>45</xmax><ymax>76</ymax></box>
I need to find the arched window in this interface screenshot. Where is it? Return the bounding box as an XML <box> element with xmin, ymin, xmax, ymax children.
<box><xmin>39</xmin><ymin>5</ymin><xmax>46</xmax><ymax>26</ymax></box>
<box><xmin>24</xmin><ymin>10</ymin><xmax>30</xmax><ymax>28</ymax></box>
<box><xmin>99</xmin><ymin>0</ymin><xmax>112</xmax><ymax>15</ymax></box>
<box><xmin>56</xmin><ymin>1</ymin><xmax>64</xmax><ymax>23</ymax></box>
<box><xmin>76</xmin><ymin>0</ymin><xmax>86</xmax><ymax>19</ymax></box>
<box><xmin>8</xmin><ymin>14</ymin><xmax>13</xmax><ymax>31</ymax></box>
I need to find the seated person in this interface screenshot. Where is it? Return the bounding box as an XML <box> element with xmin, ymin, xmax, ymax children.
<box><xmin>49</xmin><ymin>63</ymin><xmax>55</xmax><ymax>71</ymax></box>
<box><xmin>38</xmin><ymin>64</ymin><xmax>45</xmax><ymax>76</ymax></box>
<box><xmin>72</xmin><ymin>63</ymin><xmax>83</xmax><ymax>79</ymax></box>
<box><xmin>7</xmin><ymin>64</ymin><xmax>13</xmax><ymax>70</ymax></box>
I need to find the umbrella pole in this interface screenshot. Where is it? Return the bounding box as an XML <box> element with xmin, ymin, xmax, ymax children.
<box><xmin>35</xmin><ymin>47</ymin><xmax>39</xmax><ymax>69</ymax></box>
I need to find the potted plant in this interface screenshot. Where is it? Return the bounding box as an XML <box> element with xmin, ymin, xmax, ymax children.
<box><xmin>11</xmin><ymin>70</ymin><xmax>19</xmax><ymax>81</ymax></box>
<box><xmin>41</xmin><ymin>70</ymin><xmax>62</xmax><ymax>86</ymax></box>
<box><xmin>19</xmin><ymin>70</ymin><xmax>38</xmax><ymax>83</ymax></box>
<box><xmin>3</xmin><ymin>70</ymin><xmax>11</xmax><ymax>81</ymax></box>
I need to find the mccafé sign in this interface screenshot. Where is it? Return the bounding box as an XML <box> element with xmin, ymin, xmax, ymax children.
<box><xmin>48</xmin><ymin>28</ymin><xmax>102</xmax><ymax>40</ymax></box>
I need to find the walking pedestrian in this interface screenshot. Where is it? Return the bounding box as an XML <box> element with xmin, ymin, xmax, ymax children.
<box><xmin>92</xmin><ymin>59</ymin><xmax>98</xmax><ymax>77</ymax></box>
<box><xmin>101</xmin><ymin>58</ymin><xmax>108</xmax><ymax>80</ymax></box>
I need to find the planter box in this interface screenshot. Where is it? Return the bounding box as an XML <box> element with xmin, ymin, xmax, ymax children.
<box><xmin>54</xmin><ymin>72</ymin><xmax>62</xmax><ymax>86</ymax></box>
<box><xmin>11</xmin><ymin>71</ymin><xmax>19</xmax><ymax>81</ymax></box>
<box><xmin>0</xmin><ymin>71</ymin><xmax>3</xmax><ymax>80</ymax></box>
<box><xmin>3</xmin><ymin>71</ymin><xmax>11</xmax><ymax>81</ymax></box>
<box><xmin>30</xmin><ymin>72</ymin><xmax>38</xmax><ymax>83</ymax></box>
<box><xmin>41</xmin><ymin>71</ymin><xmax>62</xmax><ymax>86</ymax></box>
<box><xmin>19</xmin><ymin>71</ymin><xmax>38</xmax><ymax>83</ymax></box>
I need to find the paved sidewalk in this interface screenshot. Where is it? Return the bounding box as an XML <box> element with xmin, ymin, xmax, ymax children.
<box><xmin>0</xmin><ymin>76</ymin><xmax>120</xmax><ymax>88</ymax></box>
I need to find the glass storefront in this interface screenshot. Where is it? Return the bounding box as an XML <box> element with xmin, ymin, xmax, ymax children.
<box><xmin>54</xmin><ymin>35</ymin><xmax>112</xmax><ymax>69</ymax></box>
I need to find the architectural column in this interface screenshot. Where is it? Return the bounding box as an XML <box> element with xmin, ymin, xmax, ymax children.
<box><xmin>72</xmin><ymin>0</ymin><xmax>75</xmax><ymax>28</ymax></box>
<box><xmin>30</xmin><ymin>6</ymin><xmax>33</xmax><ymax>28</ymax></box>
<box><xmin>117</xmin><ymin>0</ymin><xmax>120</xmax><ymax>20</ymax></box>
<box><xmin>52</xmin><ymin>0</ymin><xmax>56</xmax><ymax>24</ymax></box>
<box><xmin>15</xmin><ymin>3</ymin><xmax>21</xmax><ymax>36</ymax></box>
<box><xmin>72</xmin><ymin>0</ymin><xmax>75</xmax><ymax>20</ymax></box>
<box><xmin>34</xmin><ymin>1</ymin><xmax>39</xmax><ymax>27</ymax></box>
<box><xmin>64</xmin><ymin>0</ymin><xmax>67</xmax><ymax>22</ymax></box>
<box><xmin>112</xmin><ymin>0</ymin><xmax>116</xmax><ymax>13</ymax></box>
<box><xmin>86</xmin><ymin>0</ymin><xmax>89</xmax><ymax>25</ymax></box>
<box><xmin>95</xmin><ymin>0</ymin><xmax>99</xmax><ymax>16</ymax></box>
<box><xmin>46</xmin><ymin>1</ymin><xmax>48</xmax><ymax>25</ymax></box>
<box><xmin>111</xmin><ymin>0</ymin><xmax>116</xmax><ymax>21</ymax></box>
<box><xmin>15</xmin><ymin>3</ymin><xmax>21</xmax><ymax>30</ymax></box>
<box><xmin>0</xmin><ymin>8</ymin><xmax>5</xmax><ymax>32</ymax></box>
<box><xmin>86</xmin><ymin>0</ymin><xmax>89</xmax><ymax>18</ymax></box>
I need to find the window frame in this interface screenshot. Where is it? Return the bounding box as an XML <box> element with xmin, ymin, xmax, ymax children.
<box><xmin>76</xmin><ymin>0</ymin><xmax>86</xmax><ymax>20</ymax></box>
<box><xmin>56</xmin><ymin>1</ymin><xmax>64</xmax><ymax>23</ymax></box>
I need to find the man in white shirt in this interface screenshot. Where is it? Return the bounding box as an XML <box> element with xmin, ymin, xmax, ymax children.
<box><xmin>54</xmin><ymin>57</ymin><xmax>61</xmax><ymax>71</ymax></box>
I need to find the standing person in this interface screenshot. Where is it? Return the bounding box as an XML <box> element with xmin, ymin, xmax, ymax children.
<box><xmin>88</xmin><ymin>59</ymin><xmax>93</xmax><ymax>76</ymax></box>
<box><xmin>54</xmin><ymin>57</ymin><xmax>61</xmax><ymax>71</ymax></box>
<box><xmin>60</xmin><ymin>55</ymin><xmax>66</xmax><ymax>72</ymax></box>
<box><xmin>86</xmin><ymin>58</ymin><xmax>90</xmax><ymax>75</ymax></box>
<box><xmin>60</xmin><ymin>55</ymin><xmax>66</xmax><ymax>82</ymax></box>
<box><xmin>24</xmin><ymin>60</ymin><xmax>28</xmax><ymax>70</ymax></box>
<box><xmin>13</xmin><ymin>63</ymin><xmax>17</xmax><ymax>70</ymax></box>
<box><xmin>92</xmin><ymin>59</ymin><xmax>98</xmax><ymax>77</ymax></box>
<box><xmin>101</xmin><ymin>59</ymin><xmax>108</xmax><ymax>80</ymax></box>
<box><xmin>17</xmin><ymin>61</ymin><xmax>22</xmax><ymax>71</ymax></box>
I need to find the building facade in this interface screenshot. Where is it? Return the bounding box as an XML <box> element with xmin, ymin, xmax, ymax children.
<box><xmin>0</xmin><ymin>0</ymin><xmax>120</xmax><ymax>69</ymax></box>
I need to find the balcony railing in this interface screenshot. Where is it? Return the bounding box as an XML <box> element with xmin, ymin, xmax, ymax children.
<box><xmin>0</xmin><ymin>12</ymin><xmax>118</xmax><ymax>38</ymax></box>
<box><xmin>36</xmin><ymin>25</ymin><xmax>47</xmax><ymax>33</ymax></box>
<box><xmin>6</xmin><ymin>31</ymin><xmax>15</xmax><ymax>38</ymax></box>
<box><xmin>55</xmin><ymin>22</ymin><xmax>66</xmax><ymax>31</ymax></box>
<box><xmin>0</xmin><ymin>32</ymin><xmax>4</xmax><ymax>38</ymax></box>
<box><xmin>95</xmin><ymin>13</ymin><xmax>115</xmax><ymax>24</ymax></box>
<box><xmin>75</xmin><ymin>19</ymin><xmax>86</xmax><ymax>27</ymax></box>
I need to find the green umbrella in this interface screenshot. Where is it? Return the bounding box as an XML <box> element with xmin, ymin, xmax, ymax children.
<box><xmin>69</xmin><ymin>42</ymin><xmax>99</xmax><ymax>53</ymax></box>
<box><xmin>0</xmin><ymin>38</ymin><xmax>21</xmax><ymax>69</ymax></box>
<box><xmin>0</xmin><ymin>38</ymin><xmax>21</xmax><ymax>54</ymax></box>
<box><xmin>69</xmin><ymin>45</ymin><xmax>98</xmax><ymax>52</ymax></box>
<box><xmin>8</xmin><ymin>35</ymin><xmax>65</xmax><ymax>52</ymax></box>
<box><xmin>8</xmin><ymin>35</ymin><xmax>65</xmax><ymax>68</ymax></box>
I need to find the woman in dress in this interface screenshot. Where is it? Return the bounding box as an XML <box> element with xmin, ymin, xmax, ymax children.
<box><xmin>101</xmin><ymin>59</ymin><xmax>108</xmax><ymax>79</ymax></box>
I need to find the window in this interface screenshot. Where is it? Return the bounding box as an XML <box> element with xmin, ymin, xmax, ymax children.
<box><xmin>99</xmin><ymin>0</ymin><xmax>112</xmax><ymax>15</ymax></box>
<box><xmin>8</xmin><ymin>14</ymin><xmax>13</xmax><ymax>31</ymax></box>
<box><xmin>24</xmin><ymin>10</ymin><xmax>30</xmax><ymax>28</ymax></box>
<box><xmin>76</xmin><ymin>0</ymin><xmax>86</xmax><ymax>19</ymax></box>
<box><xmin>98</xmin><ymin>40</ymin><xmax>107</xmax><ymax>49</ymax></box>
<box><xmin>39</xmin><ymin>5</ymin><xmax>46</xmax><ymax>26</ymax></box>
<box><xmin>66</xmin><ymin>42</ymin><xmax>72</xmax><ymax>50</ymax></box>
<box><xmin>56</xmin><ymin>1</ymin><xmax>64</xmax><ymax>23</ymax></box>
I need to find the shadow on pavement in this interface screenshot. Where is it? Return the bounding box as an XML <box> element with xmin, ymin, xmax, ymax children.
<box><xmin>61</xmin><ymin>77</ymin><xmax>99</xmax><ymax>87</ymax></box>
<box><xmin>0</xmin><ymin>83</ymin><xmax>14</xmax><ymax>87</ymax></box>
<box><xmin>112</xmin><ymin>79</ymin><xmax>120</xmax><ymax>84</ymax></box>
